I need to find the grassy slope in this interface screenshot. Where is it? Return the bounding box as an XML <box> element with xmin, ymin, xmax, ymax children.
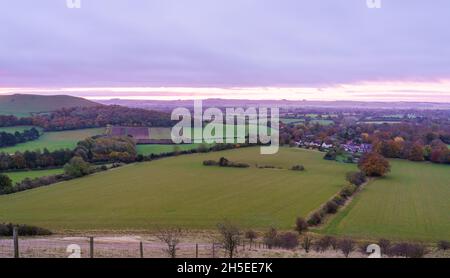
<box><xmin>0</xmin><ymin>147</ymin><xmax>354</xmax><ymax>231</ymax></box>
<box><xmin>0</xmin><ymin>94</ymin><xmax>99</xmax><ymax>115</ymax></box>
<box><xmin>0</xmin><ymin>128</ymin><xmax>104</xmax><ymax>153</ymax></box>
<box><xmin>5</xmin><ymin>169</ymin><xmax>64</xmax><ymax>184</ymax></box>
<box><xmin>322</xmin><ymin>160</ymin><xmax>450</xmax><ymax>241</ymax></box>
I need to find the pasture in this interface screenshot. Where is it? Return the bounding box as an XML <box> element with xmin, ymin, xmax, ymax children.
<box><xmin>322</xmin><ymin>160</ymin><xmax>450</xmax><ymax>241</ymax></box>
<box><xmin>0</xmin><ymin>147</ymin><xmax>354</xmax><ymax>231</ymax></box>
<box><xmin>0</xmin><ymin>128</ymin><xmax>104</xmax><ymax>153</ymax></box>
<box><xmin>5</xmin><ymin>168</ymin><xmax>64</xmax><ymax>184</ymax></box>
<box><xmin>136</xmin><ymin>143</ymin><xmax>210</xmax><ymax>155</ymax></box>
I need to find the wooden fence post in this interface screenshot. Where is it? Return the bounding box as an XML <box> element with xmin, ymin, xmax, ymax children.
<box><xmin>212</xmin><ymin>243</ymin><xmax>215</xmax><ymax>258</ymax></box>
<box><xmin>140</xmin><ymin>241</ymin><xmax>144</xmax><ymax>258</ymax></box>
<box><xmin>13</xmin><ymin>227</ymin><xmax>19</xmax><ymax>258</ymax></box>
<box><xmin>195</xmin><ymin>244</ymin><xmax>198</xmax><ymax>258</ymax></box>
<box><xmin>89</xmin><ymin>237</ymin><xmax>94</xmax><ymax>258</ymax></box>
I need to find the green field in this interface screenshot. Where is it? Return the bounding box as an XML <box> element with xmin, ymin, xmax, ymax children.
<box><xmin>0</xmin><ymin>128</ymin><xmax>104</xmax><ymax>153</ymax></box>
<box><xmin>0</xmin><ymin>147</ymin><xmax>354</xmax><ymax>231</ymax></box>
<box><xmin>5</xmin><ymin>168</ymin><xmax>64</xmax><ymax>184</ymax></box>
<box><xmin>322</xmin><ymin>160</ymin><xmax>450</xmax><ymax>241</ymax></box>
<box><xmin>0</xmin><ymin>126</ymin><xmax>42</xmax><ymax>133</ymax></box>
<box><xmin>137</xmin><ymin>143</ymin><xmax>209</xmax><ymax>155</ymax></box>
<box><xmin>280</xmin><ymin>118</ymin><xmax>305</xmax><ymax>124</ymax></box>
<box><xmin>310</xmin><ymin>119</ymin><xmax>334</xmax><ymax>126</ymax></box>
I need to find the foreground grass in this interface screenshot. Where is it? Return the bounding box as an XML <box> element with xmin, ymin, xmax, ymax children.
<box><xmin>0</xmin><ymin>128</ymin><xmax>104</xmax><ymax>153</ymax></box>
<box><xmin>5</xmin><ymin>168</ymin><xmax>64</xmax><ymax>184</ymax></box>
<box><xmin>322</xmin><ymin>160</ymin><xmax>450</xmax><ymax>241</ymax></box>
<box><xmin>0</xmin><ymin>147</ymin><xmax>354</xmax><ymax>231</ymax></box>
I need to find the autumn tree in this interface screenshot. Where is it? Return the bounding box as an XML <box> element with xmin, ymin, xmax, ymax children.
<box><xmin>358</xmin><ymin>152</ymin><xmax>390</xmax><ymax>177</ymax></box>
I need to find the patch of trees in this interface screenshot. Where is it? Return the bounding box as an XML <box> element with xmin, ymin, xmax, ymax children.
<box><xmin>0</xmin><ymin>223</ymin><xmax>52</xmax><ymax>236</ymax></box>
<box><xmin>75</xmin><ymin>135</ymin><xmax>137</xmax><ymax>163</ymax></box>
<box><xmin>203</xmin><ymin>157</ymin><xmax>250</xmax><ymax>168</ymax></box>
<box><xmin>32</xmin><ymin>105</ymin><xmax>173</xmax><ymax>131</ymax></box>
<box><xmin>0</xmin><ymin>128</ymin><xmax>40</xmax><ymax>147</ymax></box>
<box><xmin>0</xmin><ymin>115</ymin><xmax>33</xmax><ymax>127</ymax></box>
<box><xmin>0</xmin><ymin>149</ymin><xmax>73</xmax><ymax>171</ymax></box>
<box><xmin>358</xmin><ymin>152</ymin><xmax>390</xmax><ymax>177</ymax></box>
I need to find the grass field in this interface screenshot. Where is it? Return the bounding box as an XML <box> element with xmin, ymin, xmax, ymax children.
<box><xmin>322</xmin><ymin>160</ymin><xmax>450</xmax><ymax>241</ymax></box>
<box><xmin>0</xmin><ymin>126</ymin><xmax>42</xmax><ymax>133</ymax></box>
<box><xmin>280</xmin><ymin>118</ymin><xmax>305</xmax><ymax>124</ymax></box>
<box><xmin>0</xmin><ymin>147</ymin><xmax>354</xmax><ymax>231</ymax></box>
<box><xmin>5</xmin><ymin>168</ymin><xmax>64</xmax><ymax>184</ymax></box>
<box><xmin>136</xmin><ymin>143</ymin><xmax>210</xmax><ymax>155</ymax></box>
<box><xmin>0</xmin><ymin>128</ymin><xmax>104</xmax><ymax>153</ymax></box>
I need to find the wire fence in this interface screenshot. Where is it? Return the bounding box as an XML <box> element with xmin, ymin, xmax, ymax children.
<box><xmin>0</xmin><ymin>235</ymin><xmax>266</xmax><ymax>258</ymax></box>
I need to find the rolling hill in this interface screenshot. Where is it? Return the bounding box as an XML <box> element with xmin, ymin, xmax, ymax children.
<box><xmin>0</xmin><ymin>94</ymin><xmax>100</xmax><ymax>116</ymax></box>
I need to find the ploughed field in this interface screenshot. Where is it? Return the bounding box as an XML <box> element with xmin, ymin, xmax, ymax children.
<box><xmin>322</xmin><ymin>160</ymin><xmax>450</xmax><ymax>241</ymax></box>
<box><xmin>0</xmin><ymin>147</ymin><xmax>354</xmax><ymax>231</ymax></box>
<box><xmin>0</xmin><ymin>128</ymin><xmax>105</xmax><ymax>153</ymax></box>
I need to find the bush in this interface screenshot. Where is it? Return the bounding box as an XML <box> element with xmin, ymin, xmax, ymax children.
<box><xmin>263</xmin><ymin>227</ymin><xmax>278</xmax><ymax>249</ymax></box>
<box><xmin>0</xmin><ymin>223</ymin><xmax>52</xmax><ymax>236</ymax></box>
<box><xmin>64</xmin><ymin>156</ymin><xmax>91</xmax><ymax>178</ymax></box>
<box><xmin>291</xmin><ymin>165</ymin><xmax>305</xmax><ymax>171</ymax></box>
<box><xmin>338</xmin><ymin>238</ymin><xmax>355</xmax><ymax>257</ymax></box>
<box><xmin>358</xmin><ymin>152</ymin><xmax>391</xmax><ymax>177</ymax></box>
<box><xmin>274</xmin><ymin>232</ymin><xmax>299</xmax><ymax>249</ymax></box>
<box><xmin>295</xmin><ymin>217</ymin><xmax>308</xmax><ymax>234</ymax></box>
<box><xmin>339</xmin><ymin>185</ymin><xmax>357</xmax><ymax>199</ymax></box>
<box><xmin>437</xmin><ymin>240</ymin><xmax>450</xmax><ymax>251</ymax></box>
<box><xmin>307</xmin><ymin>212</ymin><xmax>323</xmax><ymax>226</ymax></box>
<box><xmin>324</xmin><ymin>200</ymin><xmax>339</xmax><ymax>214</ymax></box>
<box><xmin>332</xmin><ymin>195</ymin><xmax>345</xmax><ymax>206</ymax></box>
<box><xmin>346</xmin><ymin>171</ymin><xmax>367</xmax><ymax>186</ymax></box>
<box><xmin>0</xmin><ymin>174</ymin><xmax>13</xmax><ymax>193</ymax></box>
<box><xmin>203</xmin><ymin>160</ymin><xmax>218</xmax><ymax>166</ymax></box>
<box><xmin>378</xmin><ymin>239</ymin><xmax>391</xmax><ymax>254</ymax></box>
<box><xmin>315</xmin><ymin>236</ymin><xmax>336</xmax><ymax>253</ymax></box>
<box><xmin>388</xmin><ymin>242</ymin><xmax>427</xmax><ymax>258</ymax></box>
<box><xmin>301</xmin><ymin>236</ymin><xmax>313</xmax><ymax>253</ymax></box>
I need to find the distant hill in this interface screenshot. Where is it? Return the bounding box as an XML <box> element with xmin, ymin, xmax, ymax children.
<box><xmin>0</xmin><ymin>94</ymin><xmax>101</xmax><ymax>116</ymax></box>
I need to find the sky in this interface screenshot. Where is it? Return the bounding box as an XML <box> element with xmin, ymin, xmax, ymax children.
<box><xmin>1</xmin><ymin>0</ymin><xmax>450</xmax><ymax>102</ymax></box>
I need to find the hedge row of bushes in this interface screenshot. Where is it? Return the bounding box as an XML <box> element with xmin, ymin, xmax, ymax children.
<box><xmin>306</xmin><ymin>172</ymin><xmax>366</xmax><ymax>226</ymax></box>
<box><xmin>203</xmin><ymin>157</ymin><xmax>250</xmax><ymax>168</ymax></box>
<box><xmin>0</xmin><ymin>223</ymin><xmax>52</xmax><ymax>236</ymax></box>
<box><xmin>0</xmin><ymin>164</ymin><xmax>121</xmax><ymax>195</ymax></box>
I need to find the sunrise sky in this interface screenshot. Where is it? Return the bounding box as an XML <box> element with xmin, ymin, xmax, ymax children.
<box><xmin>1</xmin><ymin>0</ymin><xmax>450</xmax><ymax>102</ymax></box>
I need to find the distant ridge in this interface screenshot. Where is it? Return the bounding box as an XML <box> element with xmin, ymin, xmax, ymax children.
<box><xmin>0</xmin><ymin>94</ymin><xmax>101</xmax><ymax>116</ymax></box>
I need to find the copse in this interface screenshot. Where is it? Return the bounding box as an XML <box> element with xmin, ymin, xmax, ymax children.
<box><xmin>358</xmin><ymin>152</ymin><xmax>390</xmax><ymax>177</ymax></box>
<box><xmin>64</xmin><ymin>156</ymin><xmax>92</xmax><ymax>178</ymax></box>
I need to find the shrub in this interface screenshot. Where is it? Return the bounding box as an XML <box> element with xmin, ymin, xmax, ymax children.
<box><xmin>339</xmin><ymin>185</ymin><xmax>357</xmax><ymax>199</ymax></box>
<box><xmin>388</xmin><ymin>242</ymin><xmax>427</xmax><ymax>258</ymax></box>
<box><xmin>203</xmin><ymin>160</ymin><xmax>218</xmax><ymax>166</ymax></box>
<box><xmin>307</xmin><ymin>212</ymin><xmax>323</xmax><ymax>226</ymax></box>
<box><xmin>219</xmin><ymin>157</ymin><xmax>229</xmax><ymax>166</ymax></box>
<box><xmin>0</xmin><ymin>223</ymin><xmax>52</xmax><ymax>236</ymax></box>
<box><xmin>339</xmin><ymin>239</ymin><xmax>355</xmax><ymax>257</ymax></box>
<box><xmin>301</xmin><ymin>236</ymin><xmax>313</xmax><ymax>253</ymax></box>
<box><xmin>274</xmin><ymin>232</ymin><xmax>299</xmax><ymax>249</ymax></box>
<box><xmin>378</xmin><ymin>239</ymin><xmax>391</xmax><ymax>254</ymax></box>
<box><xmin>263</xmin><ymin>227</ymin><xmax>278</xmax><ymax>249</ymax></box>
<box><xmin>324</xmin><ymin>200</ymin><xmax>339</xmax><ymax>214</ymax></box>
<box><xmin>332</xmin><ymin>195</ymin><xmax>345</xmax><ymax>206</ymax></box>
<box><xmin>245</xmin><ymin>230</ymin><xmax>257</xmax><ymax>245</ymax></box>
<box><xmin>315</xmin><ymin>236</ymin><xmax>336</xmax><ymax>253</ymax></box>
<box><xmin>346</xmin><ymin>171</ymin><xmax>367</xmax><ymax>186</ymax></box>
<box><xmin>291</xmin><ymin>165</ymin><xmax>305</xmax><ymax>171</ymax></box>
<box><xmin>295</xmin><ymin>217</ymin><xmax>308</xmax><ymax>234</ymax></box>
<box><xmin>0</xmin><ymin>174</ymin><xmax>13</xmax><ymax>193</ymax></box>
<box><xmin>437</xmin><ymin>240</ymin><xmax>450</xmax><ymax>251</ymax></box>
<box><xmin>64</xmin><ymin>156</ymin><xmax>91</xmax><ymax>178</ymax></box>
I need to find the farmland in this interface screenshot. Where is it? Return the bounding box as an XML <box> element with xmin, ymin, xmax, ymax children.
<box><xmin>0</xmin><ymin>128</ymin><xmax>104</xmax><ymax>153</ymax></box>
<box><xmin>322</xmin><ymin>160</ymin><xmax>450</xmax><ymax>241</ymax></box>
<box><xmin>5</xmin><ymin>168</ymin><xmax>64</xmax><ymax>184</ymax></box>
<box><xmin>0</xmin><ymin>147</ymin><xmax>355</xmax><ymax>231</ymax></box>
<box><xmin>136</xmin><ymin>143</ymin><xmax>209</xmax><ymax>155</ymax></box>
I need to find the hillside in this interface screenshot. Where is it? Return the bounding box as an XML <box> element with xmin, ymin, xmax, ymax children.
<box><xmin>0</xmin><ymin>94</ymin><xmax>100</xmax><ymax>116</ymax></box>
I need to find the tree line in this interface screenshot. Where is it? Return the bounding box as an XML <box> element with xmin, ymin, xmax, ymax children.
<box><xmin>0</xmin><ymin>128</ymin><xmax>40</xmax><ymax>148</ymax></box>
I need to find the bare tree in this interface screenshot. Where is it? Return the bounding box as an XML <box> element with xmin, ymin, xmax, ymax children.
<box><xmin>339</xmin><ymin>238</ymin><xmax>355</xmax><ymax>258</ymax></box>
<box><xmin>301</xmin><ymin>235</ymin><xmax>312</xmax><ymax>253</ymax></box>
<box><xmin>245</xmin><ymin>230</ymin><xmax>257</xmax><ymax>249</ymax></box>
<box><xmin>217</xmin><ymin>220</ymin><xmax>241</xmax><ymax>258</ymax></box>
<box><xmin>156</xmin><ymin>228</ymin><xmax>183</xmax><ymax>258</ymax></box>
